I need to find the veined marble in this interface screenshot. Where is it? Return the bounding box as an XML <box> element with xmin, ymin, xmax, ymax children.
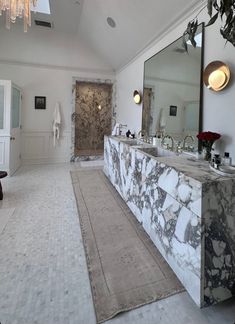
<box><xmin>104</xmin><ymin>135</ymin><xmax>235</xmax><ymax>308</ymax></box>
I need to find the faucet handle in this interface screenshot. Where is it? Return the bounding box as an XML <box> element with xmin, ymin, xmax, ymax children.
<box><xmin>176</xmin><ymin>141</ymin><xmax>182</xmax><ymax>153</ymax></box>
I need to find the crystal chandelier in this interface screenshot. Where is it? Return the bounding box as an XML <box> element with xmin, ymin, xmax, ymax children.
<box><xmin>0</xmin><ymin>0</ymin><xmax>37</xmax><ymax>32</ymax></box>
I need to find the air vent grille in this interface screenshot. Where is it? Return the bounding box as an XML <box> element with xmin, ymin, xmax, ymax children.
<box><xmin>35</xmin><ymin>20</ymin><xmax>52</xmax><ymax>28</ymax></box>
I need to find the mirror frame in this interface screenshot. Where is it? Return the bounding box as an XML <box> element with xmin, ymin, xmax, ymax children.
<box><xmin>142</xmin><ymin>23</ymin><xmax>205</xmax><ymax>152</ymax></box>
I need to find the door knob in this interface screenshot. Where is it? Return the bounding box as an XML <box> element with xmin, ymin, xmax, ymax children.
<box><xmin>10</xmin><ymin>136</ymin><xmax>15</xmax><ymax>140</ymax></box>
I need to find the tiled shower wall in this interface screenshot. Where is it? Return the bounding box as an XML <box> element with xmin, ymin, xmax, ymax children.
<box><xmin>71</xmin><ymin>77</ymin><xmax>116</xmax><ymax>161</ymax></box>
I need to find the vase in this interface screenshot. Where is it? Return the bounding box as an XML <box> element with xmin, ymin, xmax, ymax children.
<box><xmin>203</xmin><ymin>146</ymin><xmax>212</xmax><ymax>161</ymax></box>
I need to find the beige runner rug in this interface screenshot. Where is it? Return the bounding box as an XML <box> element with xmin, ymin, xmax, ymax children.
<box><xmin>71</xmin><ymin>169</ymin><xmax>184</xmax><ymax>323</ymax></box>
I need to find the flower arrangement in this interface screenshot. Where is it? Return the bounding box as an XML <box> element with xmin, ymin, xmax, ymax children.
<box><xmin>197</xmin><ymin>131</ymin><xmax>221</xmax><ymax>161</ymax></box>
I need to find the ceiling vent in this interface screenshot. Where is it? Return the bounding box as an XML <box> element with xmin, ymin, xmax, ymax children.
<box><xmin>34</xmin><ymin>20</ymin><xmax>53</xmax><ymax>28</ymax></box>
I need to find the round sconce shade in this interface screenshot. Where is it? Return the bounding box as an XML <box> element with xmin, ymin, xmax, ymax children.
<box><xmin>203</xmin><ymin>61</ymin><xmax>230</xmax><ymax>92</ymax></box>
<box><xmin>133</xmin><ymin>90</ymin><xmax>142</xmax><ymax>104</ymax></box>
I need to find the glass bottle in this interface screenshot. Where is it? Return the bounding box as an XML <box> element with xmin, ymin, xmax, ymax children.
<box><xmin>222</xmin><ymin>152</ymin><xmax>232</xmax><ymax>166</ymax></box>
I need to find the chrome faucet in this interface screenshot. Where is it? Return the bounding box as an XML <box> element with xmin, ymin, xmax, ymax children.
<box><xmin>112</xmin><ymin>117</ymin><xmax>116</xmax><ymax>127</ymax></box>
<box><xmin>137</xmin><ymin>129</ymin><xmax>146</xmax><ymax>140</ymax></box>
<box><xmin>138</xmin><ymin>129</ymin><xmax>144</xmax><ymax>137</ymax></box>
<box><xmin>161</xmin><ymin>134</ymin><xmax>174</xmax><ymax>151</ymax></box>
<box><xmin>116</xmin><ymin>124</ymin><xmax>127</xmax><ymax>135</ymax></box>
<box><xmin>183</xmin><ymin>134</ymin><xmax>194</xmax><ymax>151</ymax></box>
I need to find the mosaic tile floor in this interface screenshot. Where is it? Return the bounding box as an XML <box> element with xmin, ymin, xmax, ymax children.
<box><xmin>0</xmin><ymin>163</ymin><xmax>234</xmax><ymax>324</ymax></box>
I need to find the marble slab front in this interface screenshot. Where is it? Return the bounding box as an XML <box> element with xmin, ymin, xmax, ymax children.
<box><xmin>104</xmin><ymin>135</ymin><xmax>235</xmax><ymax>307</ymax></box>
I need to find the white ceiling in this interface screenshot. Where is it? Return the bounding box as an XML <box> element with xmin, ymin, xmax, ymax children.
<box><xmin>0</xmin><ymin>0</ymin><xmax>201</xmax><ymax>70</ymax></box>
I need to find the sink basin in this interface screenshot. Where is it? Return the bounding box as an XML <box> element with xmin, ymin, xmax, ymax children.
<box><xmin>138</xmin><ymin>146</ymin><xmax>176</xmax><ymax>157</ymax></box>
<box><xmin>119</xmin><ymin>139</ymin><xmax>139</xmax><ymax>146</ymax></box>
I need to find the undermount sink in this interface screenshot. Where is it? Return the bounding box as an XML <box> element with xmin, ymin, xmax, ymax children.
<box><xmin>119</xmin><ymin>139</ymin><xmax>139</xmax><ymax>146</ymax></box>
<box><xmin>137</xmin><ymin>146</ymin><xmax>176</xmax><ymax>158</ymax></box>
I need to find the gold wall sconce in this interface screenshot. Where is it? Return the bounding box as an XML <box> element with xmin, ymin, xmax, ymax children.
<box><xmin>133</xmin><ymin>90</ymin><xmax>142</xmax><ymax>104</ymax></box>
<box><xmin>203</xmin><ymin>61</ymin><xmax>231</xmax><ymax>92</ymax></box>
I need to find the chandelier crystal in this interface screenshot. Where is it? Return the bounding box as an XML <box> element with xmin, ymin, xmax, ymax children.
<box><xmin>0</xmin><ymin>0</ymin><xmax>37</xmax><ymax>32</ymax></box>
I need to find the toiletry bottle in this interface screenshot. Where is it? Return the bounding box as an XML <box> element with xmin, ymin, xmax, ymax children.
<box><xmin>222</xmin><ymin>152</ymin><xmax>232</xmax><ymax>166</ymax></box>
<box><xmin>153</xmin><ymin>136</ymin><xmax>157</xmax><ymax>146</ymax></box>
<box><xmin>156</xmin><ymin>135</ymin><xmax>162</xmax><ymax>147</ymax></box>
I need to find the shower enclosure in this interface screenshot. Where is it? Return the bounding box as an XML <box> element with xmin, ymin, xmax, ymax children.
<box><xmin>74</xmin><ymin>81</ymin><xmax>112</xmax><ymax>157</ymax></box>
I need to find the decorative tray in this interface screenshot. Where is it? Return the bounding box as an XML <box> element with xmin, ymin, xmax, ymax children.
<box><xmin>209</xmin><ymin>164</ymin><xmax>235</xmax><ymax>177</ymax></box>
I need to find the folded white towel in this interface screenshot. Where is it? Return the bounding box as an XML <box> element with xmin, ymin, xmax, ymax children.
<box><xmin>53</xmin><ymin>102</ymin><xmax>61</xmax><ymax>147</ymax></box>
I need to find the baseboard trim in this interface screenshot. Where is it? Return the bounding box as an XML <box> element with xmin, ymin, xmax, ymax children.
<box><xmin>22</xmin><ymin>157</ymin><xmax>70</xmax><ymax>165</ymax></box>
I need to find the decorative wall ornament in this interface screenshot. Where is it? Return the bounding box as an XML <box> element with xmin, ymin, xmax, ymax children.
<box><xmin>169</xmin><ymin>105</ymin><xmax>177</xmax><ymax>116</ymax></box>
<box><xmin>35</xmin><ymin>96</ymin><xmax>46</xmax><ymax>109</ymax></box>
<box><xmin>203</xmin><ymin>61</ymin><xmax>231</xmax><ymax>91</ymax></box>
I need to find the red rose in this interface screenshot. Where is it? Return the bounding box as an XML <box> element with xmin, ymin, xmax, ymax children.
<box><xmin>197</xmin><ymin>131</ymin><xmax>221</xmax><ymax>142</ymax></box>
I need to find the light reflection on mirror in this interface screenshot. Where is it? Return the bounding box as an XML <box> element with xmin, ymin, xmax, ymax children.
<box><xmin>142</xmin><ymin>24</ymin><xmax>203</xmax><ymax>151</ymax></box>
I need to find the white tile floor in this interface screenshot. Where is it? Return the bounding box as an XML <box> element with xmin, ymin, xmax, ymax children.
<box><xmin>0</xmin><ymin>163</ymin><xmax>234</xmax><ymax>324</ymax></box>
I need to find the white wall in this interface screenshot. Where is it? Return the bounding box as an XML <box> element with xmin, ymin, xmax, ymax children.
<box><xmin>0</xmin><ymin>28</ymin><xmax>114</xmax><ymax>164</ymax></box>
<box><xmin>116</xmin><ymin>12</ymin><xmax>235</xmax><ymax>161</ymax></box>
<box><xmin>203</xmin><ymin>20</ymin><xmax>235</xmax><ymax>157</ymax></box>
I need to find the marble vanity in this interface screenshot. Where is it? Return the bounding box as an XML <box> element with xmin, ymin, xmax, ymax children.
<box><xmin>103</xmin><ymin>135</ymin><xmax>235</xmax><ymax>307</ymax></box>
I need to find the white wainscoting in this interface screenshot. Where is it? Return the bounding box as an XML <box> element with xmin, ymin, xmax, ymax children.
<box><xmin>0</xmin><ymin>136</ymin><xmax>10</xmax><ymax>171</ymax></box>
<box><xmin>21</xmin><ymin>130</ymin><xmax>71</xmax><ymax>165</ymax></box>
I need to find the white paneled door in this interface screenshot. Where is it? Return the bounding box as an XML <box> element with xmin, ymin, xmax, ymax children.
<box><xmin>0</xmin><ymin>80</ymin><xmax>21</xmax><ymax>176</ymax></box>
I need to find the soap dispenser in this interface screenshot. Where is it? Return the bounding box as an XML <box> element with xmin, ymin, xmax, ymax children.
<box><xmin>222</xmin><ymin>152</ymin><xmax>232</xmax><ymax>166</ymax></box>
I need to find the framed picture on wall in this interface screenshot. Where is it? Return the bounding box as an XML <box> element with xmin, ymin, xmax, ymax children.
<box><xmin>169</xmin><ymin>105</ymin><xmax>177</xmax><ymax>116</ymax></box>
<box><xmin>35</xmin><ymin>96</ymin><xmax>46</xmax><ymax>109</ymax></box>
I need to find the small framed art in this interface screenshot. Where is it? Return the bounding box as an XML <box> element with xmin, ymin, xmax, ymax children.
<box><xmin>35</xmin><ymin>96</ymin><xmax>46</xmax><ymax>109</ymax></box>
<box><xmin>169</xmin><ymin>105</ymin><xmax>177</xmax><ymax>116</ymax></box>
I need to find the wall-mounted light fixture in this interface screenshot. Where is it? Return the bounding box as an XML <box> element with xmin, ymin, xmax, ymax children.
<box><xmin>203</xmin><ymin>61</ymin><xmax>230</xmax><ymax>92</ymax></box>
<box><xmin>133</xmin><ymin>90</ymin><xmax>142</xmax><ymax>104</ymax></box>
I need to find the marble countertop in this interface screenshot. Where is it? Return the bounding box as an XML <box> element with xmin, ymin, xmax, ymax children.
<box><xmin>108</xmin><ymin>136</ymin><xmax>235</xmax><ymax>184</ymax></box>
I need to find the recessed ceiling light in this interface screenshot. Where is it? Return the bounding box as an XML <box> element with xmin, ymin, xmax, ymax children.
<box><xmin>107</xmin><ymin>17</ymin><xmax>116</xmax><ymax>28</ymax></box>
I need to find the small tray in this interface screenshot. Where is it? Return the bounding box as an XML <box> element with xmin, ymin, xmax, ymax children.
<box><xmin>209</xmin><ymin>164</ymin><xmax>235</xmax><ymax>177</ymax></box>
<box><xmin>219</xmin><ymin>165</ymin><xmax>235</xmax><ymax>174</ymax></box>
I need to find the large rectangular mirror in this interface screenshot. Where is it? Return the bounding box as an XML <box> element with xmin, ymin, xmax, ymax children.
<box><xmin>142</xmin><ymin>24</ymin><xmax>204</xmax><ymax>150</ymax></box>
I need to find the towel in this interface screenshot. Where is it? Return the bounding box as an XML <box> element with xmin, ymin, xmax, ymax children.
<box><xmin>112</xmin><ymin>123</ymin><xmax>120</xmax><ymax>136</ymax></box>
<box><xmin>53</xmin><ymin>102</ymin><xmax>61</xmax><ymax>147</ymax></box>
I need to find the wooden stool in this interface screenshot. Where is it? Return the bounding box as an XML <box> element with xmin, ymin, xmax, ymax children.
<box><xmin>0</xmin><ymin>171</ymin><xmax>7</xmax><ymax>200</ymax></box>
